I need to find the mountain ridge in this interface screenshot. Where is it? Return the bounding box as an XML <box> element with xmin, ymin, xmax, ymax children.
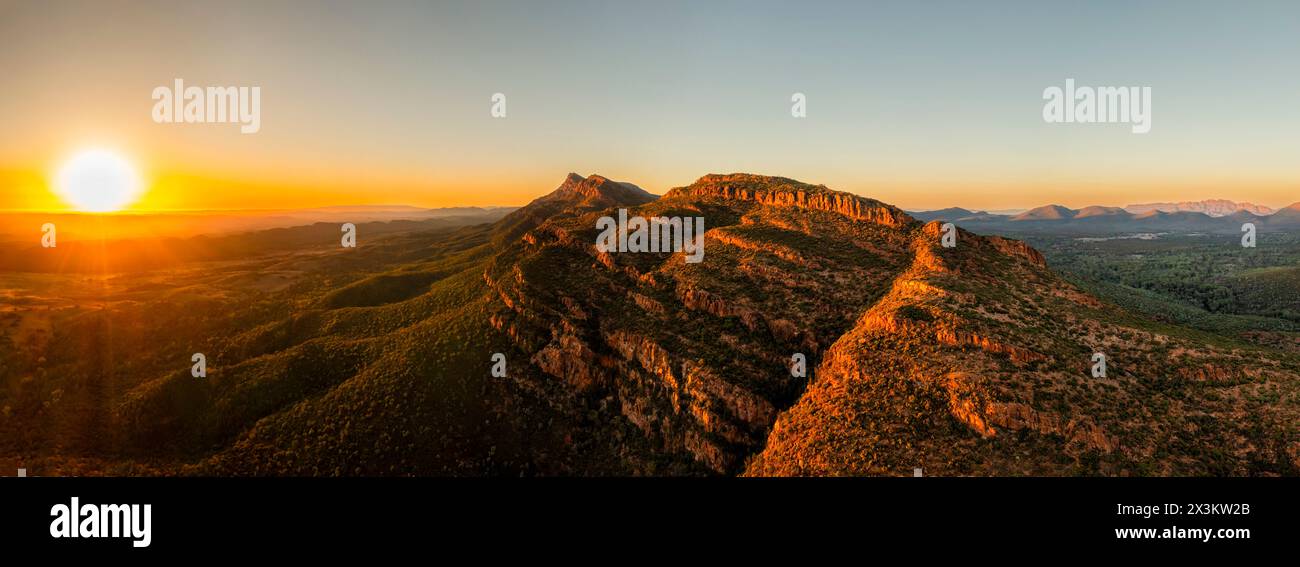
<box><xmin>478</xmin><ymin>173</ymin><xmax>1300</xmax><ymax>475</ymax></box>
<box><xmin>1126</xmin><ymin>199</ymin><xmax>1276</xmax><ymax>217</ymax></box>
<box><xmin>7</xmin><ymin>172</ymin><xmax>1297</xmax><ymax>477</ymax></box>
<box><xmin>667</xmin><ymin>173</ymin><xmax>914</xmax><ymax>228</ymax></box>
<box><xmin>913</xmin><ymin>201</ymin><xmax>1300</xmax><ymax>232</ymax></box>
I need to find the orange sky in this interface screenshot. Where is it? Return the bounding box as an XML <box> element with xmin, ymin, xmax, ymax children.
<box><xmin>4</xmin><ymin>162</ymin><xmax>1299</xmax><ymax>214</ymax></box>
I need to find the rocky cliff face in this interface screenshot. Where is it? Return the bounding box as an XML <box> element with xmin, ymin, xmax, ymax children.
<box><xmin>669</xmin><ymin>173</ymin><xmax>914</xmax><ymax>228</ymax></box>
<box><xmin>746</xmin><ymin>210</ymin><xmax>1299</xmax><ymax>476</ymax></box>
<box><xmin>483</xmin><ymin>173</ymin><xmax>922</xmax><ymax>472</ymax></box>
<box><xmin>474</xmin><ymin>172</ymin><xmax>1300</xmax><ymax>476</ymax></box>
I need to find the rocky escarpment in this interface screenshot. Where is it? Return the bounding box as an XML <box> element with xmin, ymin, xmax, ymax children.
<box><xmin>668</xmin><ymin>173</ymin><xmax>915</xmax><ymax>229</ymax></box>
<box><xmin>985</xmin><ymin>235</ymin><xmax>1047</xmax><ymax>267</ymax></box>
<box><xmin>481</xmin><ymin>173</ymin><xmax>934</xmax><ymax>472</ymax></box>
<box><xmin>746</xmin><ymin>204</ymin><xmax>1300</xmax><ymax>476</ymax></box>
<box><xmin>482</xmin><ymin>172</ymin><xmax>1300</xmax><ymax>477</ymax></box>
<box><xmin>483</xmin><ymin>172</ymin><xmax>1096</xmax><ymax>474</ymax></box>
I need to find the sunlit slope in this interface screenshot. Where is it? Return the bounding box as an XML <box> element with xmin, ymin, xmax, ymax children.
<box><xmin>4</xmin><ymin>173</ymin><xmax>1297</xmax><ymax>476</ymax></box>
<box><xmin>483</xmin><ymin>174</ymin><xmax>922</xmax><ymax>472</ymax></box>
<box><xmin>747</xmin><ymin>221</ymin><xmax>1300</xmax><ymax>476</ymax></box>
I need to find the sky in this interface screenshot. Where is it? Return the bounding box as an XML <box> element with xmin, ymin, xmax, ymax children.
<box><xmin>1</xmin><ymin>0</ymin><xmax>1298</xmax><ymax>212</ymax></box>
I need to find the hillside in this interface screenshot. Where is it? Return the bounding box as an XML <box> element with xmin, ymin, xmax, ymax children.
<box><xmin>2</xmin><ymin>173</ymin><xmax>1297</xmax><ymax>477</ymax></box>
<box><xmin>746</xmin><ymin>220</ymin><xmax>1299</xmax><ymax>476</ymax></box>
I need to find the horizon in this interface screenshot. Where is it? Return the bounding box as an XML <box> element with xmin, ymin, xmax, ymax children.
<box><xmin>1</xmin><ymin>169</ymin><xmax>1295</xmax><ymax>215</ymax></box>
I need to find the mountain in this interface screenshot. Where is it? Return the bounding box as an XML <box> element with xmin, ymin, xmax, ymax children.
<box><xmin>1126</xmin><ymin>199</ymin><xmax>1276</xmax><ymax>217</ymax></box>
<box><xmin>1012</xmin><ymin>204</ymin><xmax>1076</xmax><ymax>221</ymax></box>
<box><xmin>1265</xmin><ymin>202</ymin><xmax>1300</xmax><ymax>226</ymax></box>
<box><xmin>911</xmin><ymin>207</ymin><xmax>975</xmax><ymax>222</ymax></box>
<box><xmin>488</xmin><ymin>174</ymin><xmax>1297</xmax><ymax>475</ymax></box>
<box><xmin>480</xmin><ymin>173</ymin><xmax>916</xmax><ymax>472</ymax></box>
<box><xmin>541</xmin><ymin>172</ymin><xmax>656</xmax><ymax>209</ymax></box>
<box><xmin>492</xmin><ymin>173</ymin><xmax>656</xmax><ymax>243</ymax></box>
<box><xmin>915</xmin><ymin>201</ymin><xmax>1300</xmax><ymax>233</ymax></box>
<box><xmin>4</xmin><ymin>173</ymin><xmax>1298</xmax><ymax>477</ymax></box>
<box><xmin>910</xmin><ymin>207</ymin><xmax>1007</xmax><ymax>223</ymax></box>
<box><xmin>1074</xmin><ymin>205</ymin><xmax>1129</xmax><ymax>218</ymax></box>
<box><xmin>929</xmin><ymin>202</ymin><xmax>1300</xmax><ymax>234</ymax></box>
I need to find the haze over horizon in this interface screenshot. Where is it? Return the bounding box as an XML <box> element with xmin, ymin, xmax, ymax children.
<box><xmin>3</xmin><ymin>171</ymin><xmax>1294</xmax><ymax>216</ymax></box>
<box><xmin>3</xmin><ymin>0</ymin><xmax>1299</xmax><ymax>213</ymax></box>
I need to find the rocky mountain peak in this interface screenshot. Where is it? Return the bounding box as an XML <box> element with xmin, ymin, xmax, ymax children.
<box><xmin>547</xmin><ymin>172</ymin><xmax>656</xmax><ymax>208</ymax></box>
<box><xmin>493</xmin><ymin>173</ymin><xmax>658</xmax><ymax>243</ymax></box>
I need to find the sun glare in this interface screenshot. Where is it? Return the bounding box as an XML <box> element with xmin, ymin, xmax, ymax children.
<box><xmin>54</xmin><ymin>149</ymin><xmax>143</xmax><ymax>212</ymax></box>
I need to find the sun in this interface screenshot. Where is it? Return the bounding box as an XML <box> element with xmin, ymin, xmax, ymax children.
<box><xmin>54</xmin><ymin>149</ymin><xmax>144</xmax><ymax>212</ymax></box>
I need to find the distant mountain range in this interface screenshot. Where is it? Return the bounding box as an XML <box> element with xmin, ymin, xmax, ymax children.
<box><xmin>1125</xmin><ymin>199</ymin><xmax>1275</xmax><ymax>217</ymax></box>
<box><xmin>912</xmin><ymin>201</ymin><xmax>1300</xmax><ymax>233</ymax></box>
